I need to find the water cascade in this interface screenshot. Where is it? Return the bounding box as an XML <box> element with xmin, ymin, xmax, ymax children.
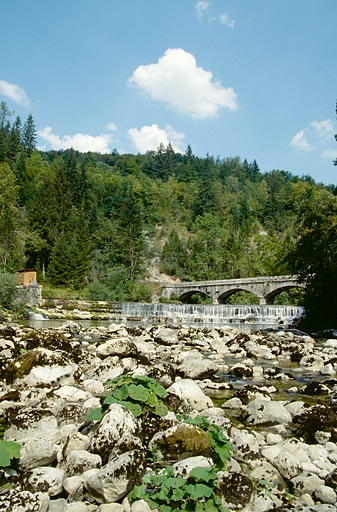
<box><xmin>109</xmin><ymin>303</ymin><xmax>305</xmax><ymax>329</ymax></box>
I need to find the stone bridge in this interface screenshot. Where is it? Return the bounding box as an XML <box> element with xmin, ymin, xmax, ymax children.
<box><xmin>161</xmin><ymin>275</ymin><xmax>305</xmax><ymax>305</ymax></box>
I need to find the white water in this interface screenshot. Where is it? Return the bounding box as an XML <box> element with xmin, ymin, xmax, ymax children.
<box><xmin>24</xmin><ymin>303</ymin><xmax>304</xmax><ymax>331</ymax></box>
<box><xmin>110</xmin><ymin>303</ymin><xmax>305</xmax><ymax>329</ymax></box>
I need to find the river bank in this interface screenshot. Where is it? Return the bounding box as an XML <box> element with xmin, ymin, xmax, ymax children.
<box><xmin>1</xmin><ymin>320</ymin><xmax>337</xmax><ymax>511</ymax></box>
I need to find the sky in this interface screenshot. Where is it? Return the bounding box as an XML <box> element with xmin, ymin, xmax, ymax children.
<box><xmin>1</xmin><ymin>0</ymin><xmax>337</xmax><ymax>184</ymax></box>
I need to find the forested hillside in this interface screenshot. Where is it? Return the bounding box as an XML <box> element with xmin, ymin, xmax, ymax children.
<box><xmin>1</xmin><ymin>101</ymin><xmax>337</xmax><ymax>328</ymax></box>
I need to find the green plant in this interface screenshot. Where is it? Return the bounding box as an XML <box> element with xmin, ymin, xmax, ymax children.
<box><xmin>180</xmin><ymin>416</ymin><xmax>233</xmax><ymax>469</ymax></box>
<box><xmin>88</xmin><ymin>374</ymin><xmax>168</xmax><ymax>421</ymax></box>
<box><xmin>129</xmin><ymin>465</ymin><xmax>230</xmax><ymax>512</ymax></box>
<box><xmin>0</xmin><ymin>440</ymin><xmax>20</xmax><ymax>468</ymax></box>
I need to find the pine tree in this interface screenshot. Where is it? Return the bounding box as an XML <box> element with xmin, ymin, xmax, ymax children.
<box><xmin>22</xmin><ymin>114</ymin><xmax>37</xmax><ymax>157</ymax></box>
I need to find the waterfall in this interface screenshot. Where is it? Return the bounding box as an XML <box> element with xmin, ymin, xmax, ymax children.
<box><xmin>109</xmin><ymin>303</ymin><xmax>305</xmax><ymax>329</ymax></box>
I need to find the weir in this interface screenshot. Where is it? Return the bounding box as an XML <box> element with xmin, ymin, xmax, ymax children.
<box><xmin>109</xmin><ymin>303</ymin><xmax>305</xmax><ymax>329</ymax></box>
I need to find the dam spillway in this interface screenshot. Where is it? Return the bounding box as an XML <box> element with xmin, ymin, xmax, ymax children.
<box><xmin>109</xmin><ymin>303</ymin><xmax>305</xmax><ymax>329</ymax></box>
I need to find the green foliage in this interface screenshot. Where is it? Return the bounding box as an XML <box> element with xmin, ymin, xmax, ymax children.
<box><xmin>288</xmin><ymin>188</ymin><xmax>337</xmax><ymax>329</ymax></box>
<box><xmin>88</xmin><ymin>374</ymin><xmax>168</xmax><ymax>421</ymax></box>
<box><xmin>1</xmin><ymin>102</ymin><xmax>337</xmax><ymax>323</ymax></box>
<box><xmin>0</xmin><ymin>440</ymin><xmax>20</xmax><ymax>468</ymax></box>
<box><xmin>129</xmin><ymin>465</ymin><xmax>228</xmax><ymax>511</ymax></box>
<box><xmin>0</xmin><ymin>272</ymin><xmax>18</xmax><ymax>307</ymax></box>
<box><xmin>182</xmin><ymin>416</ymin><xmax>233</xmax><ymax>468</ymax></box>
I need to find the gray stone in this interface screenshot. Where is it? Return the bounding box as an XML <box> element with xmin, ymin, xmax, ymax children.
<box><xmin>25</xmin><ymin>466</ymin><xmax>66</xmax><ymax>496</ymax></box>
<box><xmin>166</xmin><ymin>379</ymin><xmax>213</xmax><ymax>411</ymax></box>
<box><xmin>19</xmin><ymin>437</ymin><xmax>59</xmax><ymax>470</ymax></box>
<box><xmin>246</xmin><ymin>398</ymin><xmax>292</xmax><ymax>427</ymax></box>
<box><xmin>84</xmin><ymin>450</ymin><xmax>145</xmax><ymax>504</ymax></box>
<box><xmin>65</xmin><ymin>450</ymin><xmax>102</xmax><ymax>476</ymax></box>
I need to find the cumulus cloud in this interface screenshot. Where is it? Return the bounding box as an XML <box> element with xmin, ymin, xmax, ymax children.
<box><xmin>291</xmin><ymin>118</ymin><xmax>336</xmax><ymax>157</ymax></box>
<box><xmin>127</xmin><ymin>124</ymin><xmax>185</xmax><ymax>153</ymax></box>
<box><xmin>311</xmin><ymin>119</ymin><xmax>335</xmax><ymax>141</ymax></box>
<box><xmin>128</xmin><ymin>48</ymin><xmax>237</xmax><ymax>119</ymax></box>
<box><xmin>0</xmin><ymin>80</ymin><xmax>30</xmax><ymax>106</ymax></box>
<box><xmin>38</xmin><ymin>126</ymin><xmax>112</xmax><ymax>153</ymax></box>
<box><xmin>290</xmin><ymin>130</ymin><xmax>313</xmax><ymax>152</ymax></box>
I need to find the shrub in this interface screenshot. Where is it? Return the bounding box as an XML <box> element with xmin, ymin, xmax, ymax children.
<box><xmin>88</xmin><ymin>374</ymin><xmax>168</xmax><ymax>420</ymax></box>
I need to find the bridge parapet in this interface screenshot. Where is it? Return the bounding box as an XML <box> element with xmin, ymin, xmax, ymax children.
<box><xmin>161</xmin><ymin>275</ymin><xmax>304</xmax><ymax>305</ymax></box>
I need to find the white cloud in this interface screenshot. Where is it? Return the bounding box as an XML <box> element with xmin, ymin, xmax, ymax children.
<box><xmin>291</xmin><ymin>118</ymin><xmax>336</xmax><ymax>158</ymax></box>
<box><xmin>128</xmin><ymin>48</ymin><xmax>237</xmax><ymax>119</ymax></box>
<box><xmin>219</xmin><ymin>12</ymin><xmax>235</xmax><ymax>30</ymax></box>
<box><xmin>290</xmin><ymin>129</ymin><xmax>313</xmax><ymax>152</ymax></box>
<box><xmin>195</xmin><ymin>1</ymin><xmax>210</xmax><ymax>21</ymax></box>
<box><xmin>0</xmin><ymin>80</ymin><xmax>30</xmax><ymax>106</ymax></box>
<box><xmin>127</xmin><ymin>124</ymin><xmax>185</xmax><ymax>153</ymax></box>
<box><xmin>38</xmin><ymin>126</ymin><xmax>112</xmax><ymax>153</ymax></box>
<box><xmin>106</xmin><ymin>121</ymin><xmax>117</xmax><ymax>131</ymax></box>
<box><xmin>311</xmin><ymin>119</ymin><xmax>335</xmax><ymax>142</ymax></box>
<box><xmin>322</xmin><ymin>149</ymin><xmax>337</xmax><ymax>160</ymax></box>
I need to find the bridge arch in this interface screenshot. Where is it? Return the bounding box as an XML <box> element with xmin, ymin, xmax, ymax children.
<box><xmin>265</xmin><ymin>284</ymin><xmax>305</xmax><ymax>304</ymax></box>
<box><xmin>217</xmin><ymin>287</ymin><xmax>261</xmax><ymax>304</ymax></box>
<box><xmin>179</xmin><ymin>289</ymin><xmax>213</xmax><ymax>303</ymax></box>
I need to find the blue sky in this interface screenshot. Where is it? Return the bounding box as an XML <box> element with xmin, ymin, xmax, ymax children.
<box><xmin>1</xmin><ymin>0</ymin><xmax>337</xmax><ymax>184</ymax></box>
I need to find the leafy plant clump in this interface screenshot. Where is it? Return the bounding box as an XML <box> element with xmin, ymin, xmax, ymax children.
<box><xmin>181</xmin><ymin>415</ymin><xmax>233</xmax><ymax>469</ymax></box>
<box><xmin>88</xmin><ymin>374</ymin><xmax>168</xmax><ymax>421</ymax></box>
<box><xmin>129</xmin><ymin>465</ymin><xmax>230</xmax><ymax>512</ymax></box>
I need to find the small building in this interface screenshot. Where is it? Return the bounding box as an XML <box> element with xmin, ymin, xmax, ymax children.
<box><xmin>16</xmin><ymin>268</ymin><xmax>37</xmax><ymax>286</ymax></box>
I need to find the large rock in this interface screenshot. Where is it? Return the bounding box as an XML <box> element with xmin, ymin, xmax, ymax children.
<box><xmin>148</xmin><ymin>423</ymin><xmax>212</xmax><ymax>461</ymax></box>
<box><xmin>64</xmin><ymin>450</ymin><xmax>102</xmax><ymax>476</ymax></box>
<box><xmin>19</xmin><ymin>437</ymin><xmax>59</xmax><ymax>470</ymax></box>
<box><xmin>154</xmin><ymin>328</ymin><xmax>180</xmax><ymax>346</ymax></box>
<box><xmin>25</xmin><ymin>467</ymin><xmax>66</xmax><ymax>496</ymax></box>
<box><xmin>1</xmin><ymin>348</ymin><xmax>79</xmax><ymax>387</ymax></box>
<box><xmin>245</xmin><ymin>398</ymin><xmax>292</xmax><ymax>427</ymax></box>
<box><xmin>84</xmin><ymin>450</ymin><xmax>145</xmax><ymax>504</ymax></box>
<box><xmin>90</xmin><ymin>404</ymin><xmax>139</xmax><ymax>463</ymax></box>
<box><xmin>0</xmin><ymin>489</ymin><xmax>50</xmax><ymax>512</ymax></box>
<box><xmin>167</xmin><ymin>379</ymin><xmax>213</xmax><ymax>411</ymax></box>
<box><xmin>4</xmin><ymin>406</ymin><xmax>60</xmax><ymax>442</ymax></box>
<box><xmin>96</xmin><ymin>338</ymin><xmax>138</xmax><ymax>358</ymax></box>
<box><xmin>177</xmin><ymin>356</ymin><xmax>218</xmax><ymax>380</ymax></box>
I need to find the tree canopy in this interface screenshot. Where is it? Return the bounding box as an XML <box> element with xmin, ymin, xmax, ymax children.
<box><xmin>1</xmin><ymin>101</ymin><xmax>337</xmax><ymax>328</ymax></box>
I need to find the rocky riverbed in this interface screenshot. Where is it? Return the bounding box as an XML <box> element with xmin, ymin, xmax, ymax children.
<box><xmin>1</xmin><ymin>321</ymin><xmax>337</xmax><ymax>511</ymax></box>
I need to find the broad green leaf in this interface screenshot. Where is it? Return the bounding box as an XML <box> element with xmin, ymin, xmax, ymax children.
<box><xmin>113</xmin><ymin>384</ymin><xmax>129</xmax><ymax>401</ymax></box>
<box><xmin>87</xmin><ymin>407</ymin><xmax>104</xmax><ymax>422</ymax></box>
<box><xmin>185</xmin><ymin>483</ymin><xmax>213</xmax><ymax>500</ymax></box>
<box><xmin>123</xmin><ymin>401</ymin><xmax>143</xmax><ymax>417</ymax></box>
<box><xmin>171</xmin><ymin>487</ymin><xmax>186</xmax><ymax>501</ymax></box>
<box><xmin>128</xmin><ymin>484</ymin><xmax>146</xmax><ymax>501</ymax></box>
<box><xmin>104</xmin><ymin>395</ymin><xmax>119</xmax><ymax>405</ymax></box>
<box><xmin>152</xmin><ymin>383</ymin><xmax>167</xmax><ymax>398</ymax></box>
<box><xmin>159</xmin><ymin>506</ymin><xmax>172</xmax><ymax>512</ymax></box>
<box><xmin>128</xmin><ymin>384</ymin><xmax>150</xmax><ymax>402</ymax></box>
<box><xmin>0</xmin><ymin>449</ymin><xmax>11</xmax><ymax>467</ymax></box>
<box><xmin>204</xmin><ymin>498</ymin><xmax>218</xmax><ymax>511</ymax></box>
<box><xmin>145</xmin><ymin>392</ymin><xmax>158</xmax><ymax>408</ymax></box>
<box><xmin>189</xmin><ymin>467</ymin><xmax>216</xmax><ymax>482</ymax></box>
<box><xmin>196</xmin><ymin>502</ymin><xmax>205</xmax><ymax>512</ymax></box>
<box><xmin>156</xmin><ymin>484</ymin><xmax>170</xmax><ymax>501</ymax></box>
<box><xmin>0</xmin><ymin>441</ymin><xmax>20</xmax><ymax>459</ymax></box>
<box><xmin>164</xmin><ymin>477</ymin><xmax>187</xmax><ymax>488</ymax></box>
<box><xmin>154</xmin><ymin>401</ymin><xmax>168</xmax><ymax>417</ymax></box>
<box><xmin>148</xmin><ymin>498</ymin><xmax>160</xmax><ymax>509</ymax></box>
